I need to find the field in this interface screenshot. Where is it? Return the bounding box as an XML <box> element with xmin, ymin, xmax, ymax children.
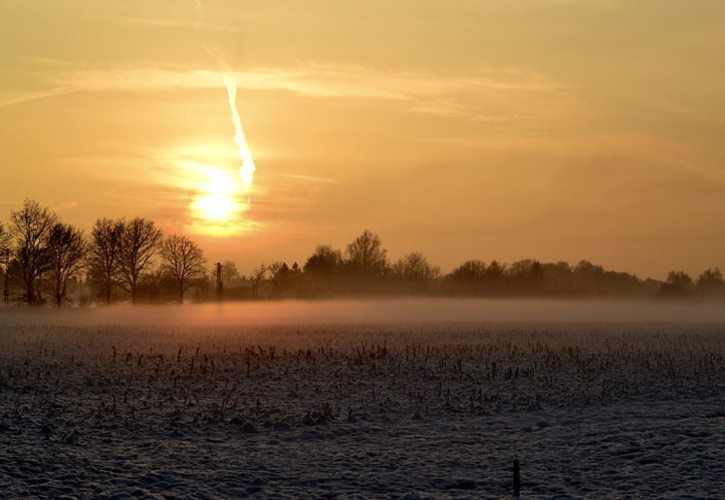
<box><xmin>1</xmin><ymin>300</ymin><xmax>724</xmax><ymax>498</ymax></box>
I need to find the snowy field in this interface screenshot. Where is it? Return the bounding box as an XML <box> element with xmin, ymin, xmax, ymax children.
<box><xmin>1</xmin><ymin>300</ymin><xmax>724</xmax><ymax>498</ymax></box>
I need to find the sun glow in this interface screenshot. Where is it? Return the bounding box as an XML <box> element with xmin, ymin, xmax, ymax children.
<box><xmin>193</xmin><ymin>193</ymin><xmax>242</xmax><ymax>222</ymax></box>
<box><xmin>182</xmin><ymin>71</ymin><xmax>257</xmax><ymax>237</ymax></box>
<box><xmin>186</xmin><ymin>162</ymin><xmax>252</xmax><ymax>236</ymax></box>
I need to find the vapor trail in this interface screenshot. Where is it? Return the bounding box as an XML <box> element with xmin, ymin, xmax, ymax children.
<box><xmin>221</xmin><ymin>72</ymin><xmax>256</xmax><ymax>191</ymax></box>
<box><xmin>194</xmin><ymin>0</ymin><xmax>256</xmax><ymax>196</ymax></box>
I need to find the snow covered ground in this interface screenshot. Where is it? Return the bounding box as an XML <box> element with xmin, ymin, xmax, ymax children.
<box><xmin>1</xmin><ymin>301</ymin><xmax>724</xmax><ymax>498</ymax></box>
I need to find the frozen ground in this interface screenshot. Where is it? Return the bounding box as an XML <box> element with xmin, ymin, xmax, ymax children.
<box><xmin>0</xmin><ymin>301</ymin><xmax>724</xmax><ymax>498</ymax></box>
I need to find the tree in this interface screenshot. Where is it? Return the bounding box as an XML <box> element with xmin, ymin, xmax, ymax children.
<box><xmin>486</xmin><ymin>261</ymin><xmax>506</xmax><ymax>281</ymax></box>
<box><xmin>392</xmin><ymin>252</ymin><xmax>440</xmax><ymax>281</ymax></box>
<box><xmin>87</xmin><ymin>218</ymin><xmax>125</xmax><ymax>305</ymax></box>
<box><xmin>0</xmin><ymin>221</ymin><xmax>11</xmax><ymax>306</ymax></box>
<box><xmin>0</xmin><ymin>221</ymin><xmax>10</xmax><ymax>256</ymax></box>
<box><xmin>304</xmin><ymin>245</ymin><xmax>342</xmax><ymax>275</ymax></box>
<box><xmin>345</xmin><ymin>230</ymin><xmax>387</xmax><ymax>275</ymax></box>
<box><xmin>268</xmin><ymin>261</ymin><xmax>291</xmax><ymax>297</ymax></box>
<box><xmin>667</xmin><ymin>271</ymin><xmax>693</xmax><ymax>288</ymax></box>
<box><xmin>47</xmin><ymin>223</ymin><xmax>86</xmax><ymax>307</ymax></box>
<box><xmin>10</xmin><ymin>199</ymin><xmax>57</xmax><ymax>304</ymax></box>
<box><xmin>447</xmin><ymin>259</ymin><xmax>487</xmax><ymax>294</ymax></box>
<box><xmin>221</xmin><ymin>260</ymin><xmax>241</xmax><ymax>287</ymax></box>
<box><xmin>696</xmin><ymin>268</ymin><xmax>725</xmax><ymax>297</ymax></box>
<box><xmin>449</xmin><ymin>260</ymin><xmax>487</xmax><ymax>282</ymax></box>
<box><xmin>250</xmin><ymin>263</ymin><xmax>267</xmax><ymax>299</ymax></box>
<box><xmin>118</xmin><ymin>218</ymin><xmax>162</xmax><ymax>304</ymax></box>
<box><xmin>658</xmin><ymin>270</ymin><xmax>693</xmax><ymax>298</ymax></box>
<box><xmin>508</xmin><ymin>259</ymin><xmax>545</xmax><ymax>294</ymax></box>
<box><xmin>160</xmin><ymin>234</ymin><xmax>206</xmax><ymax>304</ymax></box>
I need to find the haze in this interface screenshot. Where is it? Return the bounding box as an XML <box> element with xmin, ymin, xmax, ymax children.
<box><xmin>4</xmin><ymin>299</ymin><xmax>725</xmax><ymax>328</ymax></box>
<box><xmin>2</xmin><ymin>1</ymin><xmax>725</xmax><ymax>278</ymax></box>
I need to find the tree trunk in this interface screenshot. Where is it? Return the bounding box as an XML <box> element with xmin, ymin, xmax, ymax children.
<box><xmin>105</xmin><ymin>277</ymin><xmax>112</xmax><ymax>305</ymax></box>
<box><xmin>56</xmin><ymin>270</ymin><xmax>62</xmax><ymax>307</ymax></box>
<box><xmin>131</xmin><ymin>276</ymin><xmax>137</xmax><ymax>305</ymax></box>
<box><xmin>24</xmin><ymin>273</ymin><xmax>35</xmax><ymax>305</ymax></box>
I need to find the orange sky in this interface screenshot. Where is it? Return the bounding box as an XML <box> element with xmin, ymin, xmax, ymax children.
<box><xmin>2</xmin><ymin>0</ymin><xmax>725</xmax><ymax>279</ymax></box>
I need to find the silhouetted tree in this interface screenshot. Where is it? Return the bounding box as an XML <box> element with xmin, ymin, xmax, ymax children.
<box><xmin>304</xmin><ymin>245</ymin><xmax>342</xmax><ymax>275</ymax></box>
<box><xmin>0</xmin><ymin>221</ymin><xmax>10</xmax><ymax>255</ymax></box>
<box><xmin>446</xmin><ymin>260</ymin><xmax>487</xmax><ymax>294</ymax></box>
<box><xmin>250</xmin><ymin>263</ymin><xmax>267</xmax><ymax>299</ymax></box>
<box><xmin>486</xmin><ymin>261</ymin><xmax>506</xmax><ymax>281</ymax></box>
<box><xmin>392</xmin><ymin>252</ymin><xmax>440</xmax><ymax>281</ymax></box>
<box><xmin>87</xmin><ymin>218</ymin><xmax>125</xmax><ymax>305</ymax></box>
<box><xmin>508</xmin><ymin>259</ymin><xmax>545</xmax><ymax>294</ymax></box>
<box><xmin>668</xmin><ymin>271</ymin><xmax>692</xmax><ymax>288</ymax></box>
<box><xmin>136</xmin><ymin>268</ymin><xmax>175</xmax><ymax>302</ymax></box>
<box><xmin>345</xmin><ymin>230</ymin><xmax>387</xmax><ymax>276</ymax></box>
<box><xmin>10</xmin><ymin>199</ymin><xmax>57</xmax><ymax>304</ymax></box>
<box><xmin>696</xmin><ymin>268</ymin><xmax>724</xmax><ymax>297</ymax></box>
<box><xmin>0</xmin><ymin>222</ymin><xmax>11</xmax><ymax>305</ymax></box>
<box><xmin>658</xmin><ymin>270</ymin><xmax>693</xmax><ymax>298</ymax></box>
<box><xmin>450</xmin><ymin>260</ymin><xmax>486</xmax><ymax>281</ymax></box>
<box><xmin>540</xmin><ymin>261</ymin><xmax>573</xmax><ymax>295</ymax></box>
<box><xmin>221</xmin><ymin>260</ymin><xmax>241</xmax><ymax>287</ymax></box>
<box><xmin>391</xmin><ymin>252</ymin><xmax>440</xmax><ymax>294</ymax></box>
<box><xmin>118</xmin><ymin>218</ymin><xmax>162</xmax><ymax>304</ymax></box>
<box><xmin>160</xmin><ymin>234</ymin><xmax>206</xmax><ymax>304</ymax></box>
<box><xmin>269</xmin><ymin>261</ymin><xmax>292</xmax><ymax>297</ymax></box>
<box><xmin>47</xmin><ymin>223</ymin><xmax>86</xmax><ymax>307</ymax></box>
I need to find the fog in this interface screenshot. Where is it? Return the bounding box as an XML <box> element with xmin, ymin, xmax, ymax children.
<box><xmin>3</xmin><ymin>298</ymin><xmax>725</xmax><ymax>328</ymax></box>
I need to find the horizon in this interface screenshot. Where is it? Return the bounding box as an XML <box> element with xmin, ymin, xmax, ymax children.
<box><xmin>3</xmin><ymin>1</ymin><xmax>725</xmax><ymax>279</ymax></box>
<box><xmin>0</xmin><ymin>196</ymin><xmax>717</xmax><ymax>283</ymax></box>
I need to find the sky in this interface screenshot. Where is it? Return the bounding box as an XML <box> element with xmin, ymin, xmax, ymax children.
<box><xmin>1</xmin><ymin>0</ymin><xmax>725</xmax><ymax>279</ymax></box>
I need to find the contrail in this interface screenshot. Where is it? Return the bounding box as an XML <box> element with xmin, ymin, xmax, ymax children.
<box><xmin>194</xmin><ymin>0</ymin><xmax>256</xmax><ymax>196</ymax></box>
<box><xmin>221</xmin><ymin>67</ymin><xmax>256</xmax><ymax>192</ymax></box>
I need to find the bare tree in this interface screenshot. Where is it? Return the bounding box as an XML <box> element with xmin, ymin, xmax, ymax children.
<box><xmin>392</xmin><ymin>252</ymin><xmax>441</xmax><ymax>281</ymax></box>
<box><xmin>250</xmin><ymin>263</ymin><xmax>267</xmax><ymax>299</ymax></box>
<box><xmin>345</xmin><ymin>229</ymin><xmax>387</xmax><ymax>275</ymax></box>
<box><xmin>160</xmin><ymin>234</ymin><xmax>206</xmax><ymax>304</ymax></box>
<box><xmin>0</xmin><ymin>222</ymin><xmax>11</xmax><ymax>306</ymax></box>
<box><xmin>221</xmin><ymin>260</ymin><xmax>241</xmax><ymax>287</ymax></box>
<box><xmin>0</xmin><ymin>222</ymin><xmax>10</xmax><ymax>255</ymax></box>
<box><xmin>88</xmin><ymin>218</ymin><xmax>125</xmax><ymax>305</ymax></box>
<box><xmin>10</xmin><ymin>199</ymin><xmax>57</xmax><ymax>304</ymax></box>
<box><xmin>118</xmin><ymin>218</ymin><xmax>162</xmax><ymax>304</ymax></box>
<box><xmin>47</xmin><ymin>223</ymin><xmax>86</xmax><ymax>307</ymax></box>
<box><xmin>696</xmin><ymin>268</ymin><xmax>725</xmax><ymax>297</ymax></box>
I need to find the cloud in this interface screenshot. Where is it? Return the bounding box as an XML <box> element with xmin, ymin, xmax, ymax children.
<box><xmin>1</xmin><ymin>57</ymin><xmax>570</xmax><ymax>123</ymax></box>
<box><xmin>41</xmin><ymin>62</ymin><xmax>567</xmax><ymax>121</ymax></box>
<box><xmin>60</xmin><ymin>63</ymin><xmax>562</xmax><ymax>95</ymax></box>
<box><xmin>109</xmin><ymin>15</ymin><xmax>238</xmax><ymax>32</ymax></box>
<box><xmin>0</xmin><ymin>86</ymin><xmax>77</xmax><ymax>108</ymax></box>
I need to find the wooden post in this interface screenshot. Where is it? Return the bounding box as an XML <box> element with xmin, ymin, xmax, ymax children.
<box><xmin>513</xmin><ymin>459</ymin><xmax>521</xmax><ymax>497</ymax></box>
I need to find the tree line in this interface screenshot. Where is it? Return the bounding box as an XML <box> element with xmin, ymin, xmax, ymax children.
<box><xmin>0</xmin><ymin>200</ymin><xmax>206</xmax><ymax>306</ymax></box>
<box><xmin>1</xmin><ymin>199</ymin><xmax>722</xmax><ymax>306</ymax></box>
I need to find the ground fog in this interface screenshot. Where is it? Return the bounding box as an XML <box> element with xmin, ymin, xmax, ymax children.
<box><xmin>0</xmin><ymin>300</ymin><xmax>723</xmax><ymax>498</ymax></box>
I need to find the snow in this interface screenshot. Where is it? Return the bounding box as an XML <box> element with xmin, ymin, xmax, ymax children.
<box><xmin>1</xmin><ymin>301</ymin><xmax>724</xmax><ymax>497</ymax></box>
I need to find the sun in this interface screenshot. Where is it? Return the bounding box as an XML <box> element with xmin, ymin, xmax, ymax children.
<box><xmin>192</xmin><ymin>192</ymin><xmax>242</xmax><ymax>222</ymax></box>
<box><xmin>185</xmin><ymin>163</ymin><xmax>251</xmax><ymax>235</ymax></box>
